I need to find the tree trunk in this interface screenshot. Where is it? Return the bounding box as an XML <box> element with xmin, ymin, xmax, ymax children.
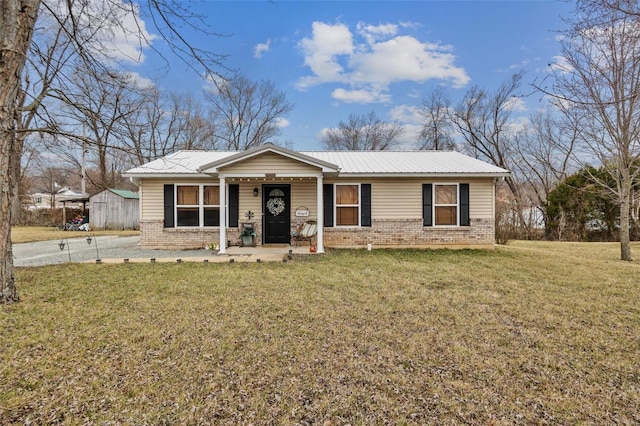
<box><xmin>9</xmin><ymin>132</ymin><xmax>26</xmax><ymax>225</ymax></box>
<box><xmin>10</xmin><ymin>181</ymin><xmax>21</xmax><ymax>225</ymax></box>
<box><xmin>620</xmin><ymin>176</ymin><xmax>633</xmax><ymax>261</ymax></box>
<box><xmin>0</xmin><ymin>0</ymin><xmax>40</xmax><ymax>303</ymax></box>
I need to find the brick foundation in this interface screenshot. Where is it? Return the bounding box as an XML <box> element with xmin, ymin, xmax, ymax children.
<box><xmin>140</xmin><ymin>220</ymin><xmax>255</xmax><ymax>249</ymax></box>
<box><xmin>140</xmin><ymin>218</ymin><xmax>494</xmax><ymax>249</ymax></box>
<box><xmin>323</xmin><ymin>218</ymin><xmax>494</xmax><ymax>248</ymax></box>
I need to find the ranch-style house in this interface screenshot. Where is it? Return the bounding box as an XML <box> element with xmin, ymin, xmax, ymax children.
<box><xmin>123</xmin><ymin>143</ymin><xmax>510</xmax><ymax>253</ymax></box>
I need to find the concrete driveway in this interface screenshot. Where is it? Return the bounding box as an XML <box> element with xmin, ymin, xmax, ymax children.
<box><xmin>13</xmin><ymin>235</ymin><xmax>310</xmax><ymax>267</ymax></box>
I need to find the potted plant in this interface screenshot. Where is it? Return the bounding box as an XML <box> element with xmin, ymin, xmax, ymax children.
<box><xmin>240</xmin><ymin>225</ymin><xmax>257</xmax><ymax>247</ymax></box>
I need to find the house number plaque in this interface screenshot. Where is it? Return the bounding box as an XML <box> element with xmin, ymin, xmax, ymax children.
<box><xmin>265</xmin><ymin>173</ymin><xmax>276</xmax><ymax>178</ymax></box>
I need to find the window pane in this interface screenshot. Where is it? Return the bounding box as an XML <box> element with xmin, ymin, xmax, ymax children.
<box><xmin>337</xmin><ymin>206</ymin><xmax>358</xmax><ymax>226</ymax></box>
<box><xmin>435</xmin><ymin>206</ymin><xmax>457</xmax><ymax>225</ymax></box>
<box><xmin>204</xmin><ymin>207</ymin><xmax>220</xmax><ymax>226</ymax></box>
<box><xmin>177</xmin><ymin>186</ymin><xmax>198</xmax><ymax>205</ymax></box>
<box><xmin>336</xmin><ymin>185</ymin><xmax>358</xmax><ymax>205</ymax></box>
<box><xmin>435</xmin><ymin>185</ymin><xmax>457</xmax><ymax>204</ymax></box>
<box><xmin>177</xmin><ymin>207</ymin><xmax>199</xmax><ymax>226</ymax></box>
<box><xmin>203</xmin><ymin>186</ymin><xmax>219</xmax><ymax>205</ymax></box>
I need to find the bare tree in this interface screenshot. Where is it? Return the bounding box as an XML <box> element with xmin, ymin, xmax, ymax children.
<box><xmin>206</xmin><ymin>73</ymin><xmax>294</xmax><ymax>150</ymax></box>
<box><xmin>121</xmin><ymin>90</ymin><xmax>217</xmax><ymax>165</ymax></box>
<box><xmin>538</xmin><ymin>0</ymin><xmax>640</xmax><ymax>260</ymax></box>
<box><xmin>1</xmin><ymin>0</ymin><xmax>39</xmax><ymax>302</ymax></box>
<box><xmin>39</xmin><ymin>67</ymin><xmax>144</xmax><ymax>190</ymax></box>
<box><xmin>450</xmin><ymin>72</ymin><xmax>529</xmax><ymax>235</ymax></box>
<box><xmin>417</xmin><ymin>88</ymin><xmax>456</xmax><ymax>150</ymax></box>
<box><xmin>1</xmin><ymin>0</ymin><xmax>227</xmax><ymax>303</ymax></box>
<box><xmin>322</xmin><ymin>111</ymin><xmax>404</xmax><ymax>151</ymax></box>
<box><xmin>12</xmin><ymin>20</ymin><xmax>76</xmax><ymax>224</ymax></box>
<box><xmin>583</xmin><ymin>0</ymin><xmax>640</xmax><ymax>19</ymax></box>
<box><xmin>512</xmin><ymin>108</ymin><xmax>578</xmax><ymax>231</ymax></box>
<box><xmin>168</xmin><ymin>93</ymin><xmax>217</xmax><ymax>151</ymax></box>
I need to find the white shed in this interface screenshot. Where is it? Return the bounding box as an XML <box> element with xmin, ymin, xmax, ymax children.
<box><xmin>89</xmin><ymin>188</ymin><xmax>139</xmax><ymax>230</ymax></box>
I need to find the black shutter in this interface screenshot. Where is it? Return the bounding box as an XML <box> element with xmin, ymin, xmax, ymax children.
<box><xmin>459</xmin><ymin>183</ymin><xmax>470</xmax><ymax>226</ymax></box>
<box><xmin>323</xmin><ymin>184</ymin><xmax>334</xmax><ymax>227</ymax></box>
<box><xmin>361</xmin><ymin>184</ymin><xmax>371</xmax><ymax>227</ymax></box>
<box><xmin>163</xmin><ymin>184</ymin><xmax>174</xmax><ymax>228</ymax></box>
<box><xmin>228</xmin><ymin>184</ymin><xmax>239</xmax><ymax>227</ymax></box>
<box><xmin>422</xmin><ymin>184</ymin><xmax>432</xmax><ymax>226</ymax></box>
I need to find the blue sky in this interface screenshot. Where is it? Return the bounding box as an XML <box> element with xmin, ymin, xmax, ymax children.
<box><xmin>131</xmin><ymin>0</ymin><xmax>574</xmax><ymax>151</ymax></box>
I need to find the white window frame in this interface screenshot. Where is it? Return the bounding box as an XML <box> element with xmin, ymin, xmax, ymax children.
<box><xmin>334</xmin><ymin>183</ymin><xmax>361</xmax><ymax>227</ymax></box>
<box><xmin>433</xmin><ymin>183</ymin><xmax>459</xmax><ymax>227</ymax></box>
<box><xmin>175</xmin><ymin>184</ymin><xmax>221</xmax><ymax>228</ymax></box>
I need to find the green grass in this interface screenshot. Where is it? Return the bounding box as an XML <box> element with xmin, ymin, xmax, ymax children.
<box><xmin>1</xmin><ymin>242</ymin><xmax>639</xmax><ymax>424</ymax></box>
<box><xmin>11</xmin><ymin>226</ymin><xmax>140</xmax><ymax>243</ymax></box>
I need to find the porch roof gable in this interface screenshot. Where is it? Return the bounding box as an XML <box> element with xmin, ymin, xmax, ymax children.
<box><xmin>197</xmin><ymin>143</ymin><xmax>340</xmax><ymax>175</ymax></box>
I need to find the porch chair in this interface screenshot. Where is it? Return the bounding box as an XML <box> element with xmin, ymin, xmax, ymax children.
<box><xmin>291</xmin><ymin>220</ymin><xmax>318</xmax><ymax>247</ymax></box>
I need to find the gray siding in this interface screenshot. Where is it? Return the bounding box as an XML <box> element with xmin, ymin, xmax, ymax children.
<box><xmin>90</xmin><ymin>190</ymin><xmax>140</xmax><ymax>230</ymax></box>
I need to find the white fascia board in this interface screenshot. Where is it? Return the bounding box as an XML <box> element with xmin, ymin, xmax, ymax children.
<box><xmin>219</xmin><ymin>172</ymin><xmax>324</xmax><ymax>179</ymax></box>
<box><xmin>122</xmin><ymin>173</ymin><xmax>212</xmax><ymax>179</ymax></box>
<box><xmin>333</xmin><ymin>172</ymin><xmax>511</xmax><ymax>178</ymax></box>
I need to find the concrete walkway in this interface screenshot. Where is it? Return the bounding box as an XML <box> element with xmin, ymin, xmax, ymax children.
<box><xmin>13</xmin><ymin>235</ymin><xmax>315</xmax><ymax>267</ymax></box>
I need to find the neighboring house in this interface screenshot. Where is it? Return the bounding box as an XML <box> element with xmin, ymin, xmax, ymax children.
<box><xmin>124</xmin><ymin>143</ymin><xmax>510</xmax><ymax>252</ymax></box>
<box><xmin>26</xmin><ymin>187</ymin><xmax>84</xmax><ymax>210</ymax></box>
<box><xmin>89</xmin><ymin>188</ymin><xmax>140</xmax><ymax>230</ymax></box>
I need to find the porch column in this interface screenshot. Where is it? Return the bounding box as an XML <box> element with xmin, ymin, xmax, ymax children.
<box><xmin>219</xmin><ymin>176</ymin><xmax>226</xmax><ymax>254</ymax></box>
<box><xmin>316</xmin><ymin>175</ymin><xmax>324</xmax><ymax>253</ymax></box>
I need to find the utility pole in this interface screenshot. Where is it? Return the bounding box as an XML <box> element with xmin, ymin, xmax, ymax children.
<box><xmin>81</xmin><ymin>123</ymin><xmax>87</xmax><ymax>197</ymax></box>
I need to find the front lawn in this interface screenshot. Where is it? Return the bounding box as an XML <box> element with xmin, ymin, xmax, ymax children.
<box><xmin>1</xmin><ymin>242</ymin><xmax>639</xmax><ymax>424</ymax></box>
<box><xmin>11</xmin><ymin>226</ymin><xmax>140</xmax><ymax>244</ymax></box>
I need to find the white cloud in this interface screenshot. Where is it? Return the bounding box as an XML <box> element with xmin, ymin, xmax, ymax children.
<box><xmin>399</xmin><ymin>20</ymin><xmax>422</xmax><ymax>30</ymax></box>
<box><xmin>389</xmin><ymin>105</ymin><xmax>423</xmax><ymax>124</ymax></box>
<box><xmin>275</xmin><ymin>117</ymin><xmax>290</xmax><ymax>128</ymax></box>
<box><xmin>395</xmin><ymin>123</ymin><xmax>423</xmax><ymax>149</ymax></box>
<box><xmin>44</xmin><ymin>0</ymin><xmax>157</xmax><ymax>65</ymax></box>
<box><xmin>202</xmin><ymin>73</ymin><xmax>227</xmax><ymax>94</ymax></box>
<box><xmin>356</xmin><ymin>22</ymin><xmax>398</xmax><ymax>45</ymax></box>
<box><xmin>505</xmin><ymin>115</ymin><xmax>531</xmax><ymax>135</ymax></box>
<box><xmin>122</xmin><ymin>71</ymin><xmax>155</xmax><ymax>89</ymax></box>
<box><xmin>254</xmin><ymin>39</ymin><xmax>271</xmax><ymax>58</ymax></box>
<box><xmin>297</xmin><ymin>20</ymin><xmax>470</xmax><ymax>104</ymax></box>
<box><xmin>546</xmin><ymin>94</ymin><xmax>575</xmax><ymax>112</ymax></box>
<box><xmin>106</xmin><ymin>1</ymin><xmax>157</xmax><ymax>64</ymax></box>
<box><xmin>503</xmin><ymin>97</ymin><xmax>528</xmax><ymax>112</ymax></box>
<box><xmin>349</xmin><ymin>36</ymin><xmax>469</xmax><ymax>88</ymax></box>
<box><xmin>316</xmin><ymin>127</ymin><xmax>331</xmax><ymax>140</ymax></box>
<box><xmin>297</xmin><ymin>21</ymin><xmax>354</xmax><ymax>88</ymax></box>
<box><xmin>507</xmin><ymin>59</ymin><xmax>530</xmax><ymax>71</ymax></box>
<box><xmin>331</xmin><ymin>88</ymin><xmax>391</xmax><ymax>103</ymax></box>
<box><xmin>549</xmin><ymin>55</ymin><xmax>573</xmax><ymax>74</ymax></box>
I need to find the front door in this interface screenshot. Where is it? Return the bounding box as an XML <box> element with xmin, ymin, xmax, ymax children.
<box><xmin>263</xmin><ymin>184</ymin><xmax>291</xmax><ymax>244</ymax></box>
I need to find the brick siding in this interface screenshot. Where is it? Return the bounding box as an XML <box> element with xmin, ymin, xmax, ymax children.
<box><xmin>323</xmin><ymin>218</ymin><xmax>494</xmax><ymax>247</ymax></box>
<box><xmin>140</xmin><ymin>220</ymin><xmax>251</xmax><ymax>249</ymax></box>
<box><xmin>140</xmin><ymin>218</ymin><xmax>494</xmax><ymax>249</ymax></box>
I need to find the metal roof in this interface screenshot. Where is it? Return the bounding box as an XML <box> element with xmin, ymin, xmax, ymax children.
<box><xmin>108</xmin><ymin>189</ymin><xmax>139</xmax><ymax>199</ymax></box>
<box><xmin>124</xmin><ymin>149</ymin><xmax>510</xmax><ymax>178</ymax></box>
<box><xmin>301</xmin><ymin>151</ymin><xmax>509</xmax><ymax>175</ymax></box>
<box><xmin>124</xmin><ymin>151</ymin><xmax>235</xmax><ymax>177</ymax></box>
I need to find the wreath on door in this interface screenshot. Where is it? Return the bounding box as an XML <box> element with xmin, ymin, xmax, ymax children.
<box><xmin>267</xmin><ymin>197</ymin><xmax>285</xmax><ymax>216</ymax></box>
